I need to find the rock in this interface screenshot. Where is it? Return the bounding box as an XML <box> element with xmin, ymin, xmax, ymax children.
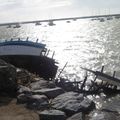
<box><xmin>0</xmin><ymin>60</ymin><xmax>17</xmax><ymax>95</ymax></box>
<box><xmin>26</xmin><ymin>95</ymin><xmax>49</xmax><ymax>110</ymax></box>
<box><xmin>47</xmin><ymin>81</ymin><xmax>56</xmax><ymax>88</ymax></box>
<box><xmin>17</xmin><ymin>85</ymin><xmax>31</xmax><ymax>94</ymax></box>
<box><xmin>16</xmin><ymin>68</ymin><xmax>31</xmax><ymax>85</ymax></box>
<box><xmin>67</xmin><ymin>112</ymin><xmax>83</xmax><ymax>120</ymax></box>
<box><xmin>17</xmin><ymin>93</ymin><xmax>31</xmax><ymax>104</ymax></box>
<box><xmin>30</xmin><ymin>80</ymin><xmax>55</xmax><ymax>90</ymax></box>
<box><xmin>101</xmin><ymin>98</ymin><xmax>120</xmax><ymax>113</ymax></box>
<box><xmin>32</xmin><ymin>87</ymin><xmax>64</xmax><ymax>99</ymax></box>
<box><xmin>38</xmin><ymin>109</ymin><xmax>66</xmax><ymax>120</ymax></box>
<box><xmin>88</xmin><ymin>110</ymin><xmax>118</xmax><ymax>120</ymax></box>
<box><xmin>52</xmin><ymin>92</ymin><xmax>95</xmax><ymax>115</ymax></box>
<box><xmin>0</xmin><ymin>59</ymin><xmax>9</xmax><ymax>65</ymax></box>
<box><xmin>80</xmin><ymin>98</ymin><xmax>95</xmax><ymax>112</ymax></box>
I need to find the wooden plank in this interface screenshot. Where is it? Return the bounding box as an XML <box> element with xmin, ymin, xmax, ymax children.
<box><xmin>81</xmin><ymin>67</ymin><xmax>120</xmax><ymax>86</ymax></box>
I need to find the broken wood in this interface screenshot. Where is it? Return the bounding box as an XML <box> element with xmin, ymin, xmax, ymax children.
<box><xmin>81</xmin><ymin>67</ymin><xmax>120</xmax><ymax>86</ymax></box>
<box><xmin>57</xmin><ymin>62</ymin><xmax>68</xmax><ymax>78</ymax></box>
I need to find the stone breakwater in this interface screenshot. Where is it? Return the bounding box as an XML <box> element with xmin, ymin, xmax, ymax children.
<box><xmin>0</xmin><ymin>59</ymin><xmax>120</xmax><ymax>120</ymax></box>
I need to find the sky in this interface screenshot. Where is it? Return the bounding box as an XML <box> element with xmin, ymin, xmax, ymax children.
<box><xmin>0</xmin><ymin>0</ymin><xmax>120</xmax><ymax>23</ymax></box>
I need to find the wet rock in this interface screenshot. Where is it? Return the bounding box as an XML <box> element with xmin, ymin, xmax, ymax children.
<box><xmin>0</xmin><ymin>59</ymin><xmax>9</xmax><ymax>65</ymax></box>
<box><xmin>16</xmin><ymin>68</ymin><xmax>31</xmax><ymax>85</ymax></box>
<box><xmin>17</xmin><ymin>93</ymin><xmax>31</xmax><ymax>104</ymax></box>
<box><xmin>101</xmin><ymin>98</ymin><xmax>120</xmax><ymax>113</ymax></box>
<box><xmin>38</xmin><ymin>109</ymin><xmax>66</xmax><ymax>120</ymax></box>
<box><xmin>0</xmin><ymin>60</ymin><xmax>17</xmax><ymax>95</ymax></box>
<box><xmin>80</xmin><ymin>98</ymin><xmax>95</xmax><ymax>112</ymax></box>
<box><xmin>55</xmin><ymin>78</ymin><xmax>76</xmax><ymax>91</ymax></box>
<box><xmin>67</xmin><ymin>112</ymin><xmax>83</xmax><ymax>120</ymax></box>
<box><xmin>30</xmin><ymin>80</ymin><xmax>55</xmax><ymax>90</ymax></box>
<box><xmin>17</xmin><ymin>85</ymin><xmax>31</xmax><ymax>94</ymax></box>
<box><xmin>32</xmin><ymin>87</ymin><xmax>64</xmax><ymax>99</ymax></box>
<box><xmin>26</xmin><ymin>95</ymin><xmax>49</xmax><ymax>110</ymax></box>
<box><xmin>47</xmin><ymin>81</ymin><xmax>56</xmax><ymax>88</ymax></box>
<box><xmin>88</xmin><ymin>110</ymin><xmax>118</xmax><ymax>120</ymax></box>
<box><xmin>52</xmin><ymin>92</ymin><xmax>95</xmax><ymax>115</ymax></box>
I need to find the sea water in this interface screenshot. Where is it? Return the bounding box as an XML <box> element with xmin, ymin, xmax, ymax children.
<box><xmin>0</xmin><ymin>18</ymin><xmax>120</xmax><ymax>81</ymax></box>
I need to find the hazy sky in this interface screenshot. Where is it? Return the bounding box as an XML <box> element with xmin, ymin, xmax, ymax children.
<box><xmin>0</xmin><ymin>0</ymin><xmax>120</xmax><ymax>23</ymax></box>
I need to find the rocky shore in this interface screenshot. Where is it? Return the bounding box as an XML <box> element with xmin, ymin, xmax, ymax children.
<box><xmin>0</xmin><ymin>59</ymin><xmax>120</xmax><ymax>120</ymax></box>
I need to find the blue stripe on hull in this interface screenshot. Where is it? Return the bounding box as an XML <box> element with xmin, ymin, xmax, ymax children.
<box><xmin>0</xmin><ymin>41</ymin><xmax>45</xmax><ymax>48</ymax></box>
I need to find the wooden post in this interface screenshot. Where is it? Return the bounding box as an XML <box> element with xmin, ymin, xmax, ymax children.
<box><xmin>100</xmin><ymin>66</ymin><xmax>104</xmax><ymax>85</ymax></box>
<box><xmin>46</xmin><ymin>49</ymin><xmax>50</xmax><ymax>56</ymax></box>
<box><xmin>57</xmin><ymin>62</ymin><xmax>68</xmax><ymax>78</ymax></box>
<box><xmin>26</xmin><ymin>37</ymin><xmax>29</xmax><ymax>41</ymax></box>
<box><xmin>81</xmin><ymin>72</ymin><xmax>88</xmax><ymax>91</ymax></box>
<box><xmin>11</xmin><ymin>38</ymin><xmax>13</xmax><ymax>41</ymax></box>
<box><xmin>89</xmin><ymin>75</ymin><xmax>98</xmax><ymax>91</ymax></box>
<box><xmin>113</xmin><ymin>71</ymin><xmax>116</xmax><ymax>78</ymax></box>
<box><xmin>101</xmin><ymin>66</ymin><xmax>104</xmax><ymax>73</ymax></box>
<box><xmin>36</xmin><ymin>39</ymin><xmax>39</xmax><ymax>43</ymax></box>
<box><xmin>18</xmin><ymin>38</ymin><xmax>20</xmax><ymax>41</ymax></box>
<box><xmin>52</xmin><ymin>51</ymin><xmax>55</xmax><ymax>59</ymax></box>
<box><xmin>100</xmin><ymin>80</ymin><xmax>103</xmax><ymax>86</ymax></box>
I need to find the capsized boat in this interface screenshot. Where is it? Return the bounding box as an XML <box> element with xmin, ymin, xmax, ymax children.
<box><xmin>0</xmin><ymin>38</ymin><xmax>58</xmax><ymax>79</ymax></box>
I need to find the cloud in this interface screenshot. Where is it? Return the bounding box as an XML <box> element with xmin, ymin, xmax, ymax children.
<box><xmin>21</xmin><ymin>0</ymin><xmax>72</xmax><ymax>9</ymax></box>
<box><xmin>72</xmin><ymin>0</ymin><xmax>120</xmax><ymax>8</ymax></box>
<box><xmin>0</xmin><ymin>0</ymin><xmax>120</xmax><ymax>23</ymax></box>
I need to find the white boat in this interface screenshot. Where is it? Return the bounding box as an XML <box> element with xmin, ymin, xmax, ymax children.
<box><xmin>0</xmin><ymin>39</ymin><xmax>47</xmax><ymax>56</ymax></box>
<box><xmin>0</xmin><ymin>39</ymin><xmax>58</xmax><ymax>79</ymax></box>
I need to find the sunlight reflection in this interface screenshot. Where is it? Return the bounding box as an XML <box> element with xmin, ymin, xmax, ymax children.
<box><xmin>0</xmin><ymin>19</ymin><xmax>120</xmax><ymax>80</ymax></box>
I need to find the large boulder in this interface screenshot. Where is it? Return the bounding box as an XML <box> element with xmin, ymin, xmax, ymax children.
<box><xmin>26</xmin><ymin>95</ymin><xmax>49</xmax><ymax>110</ymax></box>
<box><xmin>52</xmin><ymin>92</ymin><xmax>95</xmax><ymax>115</ymax></box>
<box><xmin>32</xmin><ymin>87</ymin><xmax>64</xmax><ymax>99</ymax></box>
<box><xmin>0</xmin><ymin>59</ymin><xmax>17</xmax><ymax>95</ymax></box>
<box><xmin>38</xmin><ymin>109</ymin><xmax>66</xmax><ymax>120</ymax></box>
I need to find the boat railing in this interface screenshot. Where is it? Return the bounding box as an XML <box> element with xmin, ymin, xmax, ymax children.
<box><xmin>1</xmin><ymin>37</ymin><xmax>45</xmax><ymax>44</ymax></box>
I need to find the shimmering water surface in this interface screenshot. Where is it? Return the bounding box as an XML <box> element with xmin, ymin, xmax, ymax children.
<box><xmin>1</xmin><ymin>18</ymin><xmax>120</xmax><ymax>80</ymax></box>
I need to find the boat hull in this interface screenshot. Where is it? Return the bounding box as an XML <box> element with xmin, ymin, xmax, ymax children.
<box><xmin>0</xmin><ymin>55</ymin><xmax>58</xmax><ymax>80</ymax></box>
<box><xmin>0</xmin><ymin>45</ymin><xmax>44</xmax><ymax>56</ymax></box>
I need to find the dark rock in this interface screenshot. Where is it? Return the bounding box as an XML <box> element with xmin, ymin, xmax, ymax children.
<box><xmin>17</xmin><ymin>85</ymin><xmax>31</xmax><ymax>94</ymax></box>
<box><xmin>88</xmin><ymin>110</ymin><xmax>118</xmax><ymax>120</ymax></box>
<box><xmin>32</xmin><ymin>87</ymin><xmax>64</xmax><ymax>99</ymax></box>
<box><xmin>27</xmin><ymin>95</ymin><xmax>49</xmax><ymax>110</ymax></box>
<box><xmin>38</xmin><ymin>109</ymin><xmax>66</xmax><ymax>120</ymax></box>
<box><xmin>0</xmin><ymin>59</ymin><xmax>9</xmax><ymax>65</ymax></box>
<box><xmin>0</xmin><ymin>60</ymin><xmax>17</xmax><ymax>95</ymax></box>
<box><xmin>52</xmin><ymin>92</ymin><xmax>95</xmax><ymax>115</ymax></box>
<box><xmin>67</xmin><ymin>112</ymin><xmax>83</xmax><ymax>120</ymax></box>
<box><xmin>55</xmin><ymin>78</ymin><xmax>76</xmax><ymax>91</ymax></box>
<box><xmin>17</xmin><ymin>93</ymin><xmax>31</xmax><ymax>104</ymax></box>
<box><xmin>47</xmin><ymin>81</ymin><xmax>56</xmax><ymax>88</ymax></box>
<box><xmin>30</xmin><ymin>80</ymin><xmax>55</xmax><ymax>90</ymax></box>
